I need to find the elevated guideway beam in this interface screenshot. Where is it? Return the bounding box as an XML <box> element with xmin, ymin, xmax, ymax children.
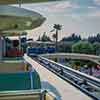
<box><xmin>37</xmin><ymin>56</ymin><xmax>100</xmax><ymax>99</ymax></box>
<box><xmin>24</xmin><ymin>54</ymin><xmax>92</xmax><ymax>100</ymax></box>
<box><xmin>41</xmin><ymin>53</ymin><xmax>100</xmax><ymax>65</ymax></box>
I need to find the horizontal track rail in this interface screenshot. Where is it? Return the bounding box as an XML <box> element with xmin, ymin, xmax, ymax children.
<box><xmin>32</xmin><ymin>55</ymin><xmax>100</xmax><ymax>100</ymax></box>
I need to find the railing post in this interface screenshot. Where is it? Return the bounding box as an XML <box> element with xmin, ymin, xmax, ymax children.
<box><xmin>41</xmin><ymin>90</ymin><xmax>47</xmax><ymax>100</ymax></box>
<box><xmin>0</xmin><ymin>36</ymin><xmax>3</xmax><ymax>61</ymax></box>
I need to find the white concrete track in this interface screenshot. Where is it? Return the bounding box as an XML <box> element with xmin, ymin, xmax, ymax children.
<box><xmin>24</xmin><ymin>55</ymin><xmax>92</xmax><ymax>100</ymax></box>
<box><xmin>41</xmin><ymin>53</ymin><xmax>100</xmax><ymax>65</ymax></box>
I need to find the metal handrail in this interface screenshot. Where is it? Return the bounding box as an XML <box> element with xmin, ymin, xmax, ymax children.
<box><xmin>37</xmin><ymin>56</ymin><xmax>100</xmax><ymax>100</ymax></box>
<box><xmin>39</xmin><ymin>56</ymin><xmax>100</xmax><ymax>87</ymax></box>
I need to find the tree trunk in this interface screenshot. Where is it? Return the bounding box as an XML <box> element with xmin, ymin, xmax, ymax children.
<box><xmin>55</xmin><ymin>29</ymin><xmax>58</xmax><ymax>52</ymax></box>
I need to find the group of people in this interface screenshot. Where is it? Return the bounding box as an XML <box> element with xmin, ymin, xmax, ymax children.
<box><xmin>80</xmin><ymin>65</ymin><xmax>100</xmax><ymax>78</ymax></box>
<box><xmin>7</xmin><ymin>47</ymin><xmax>23</xmax><ymax>57</ymax></box>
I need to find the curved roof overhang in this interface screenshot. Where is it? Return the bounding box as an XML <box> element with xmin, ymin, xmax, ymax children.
<box><xmin>0</xmin><ymin>0</ymin><xmax>61</xmax><ymax>4</ymax></box>
<box><xmin>0</xmin><ymin>5</ymin><xmax>46</xmax><ymax>32</ymax></box>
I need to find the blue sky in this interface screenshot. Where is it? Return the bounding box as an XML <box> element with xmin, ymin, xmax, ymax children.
<box><xmin>18</xmin><ymin>0</ymin><xmax>100</xmax><ymax>40</ymax></box>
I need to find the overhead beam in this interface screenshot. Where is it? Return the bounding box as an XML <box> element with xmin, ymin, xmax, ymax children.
<box><xmin>0</xmin><ymin>0</ymin><xmax>62</xmax><ymax>4</ymax></box>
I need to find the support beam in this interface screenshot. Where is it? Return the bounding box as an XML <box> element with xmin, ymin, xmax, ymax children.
<box><xmin>0</xmin><ymin>0</ymin><xmax>62</xmax><ymax>4</ymax></box>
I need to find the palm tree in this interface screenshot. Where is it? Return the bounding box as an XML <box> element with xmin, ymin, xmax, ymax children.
<box><xmin>17</xmin><ymin>0</ymin><xmax>22</xmax><ymax>8</ymax></box>
<box><xmin>52</xmin><ymin>34</ymin><xmax>56</xmax><ymax>42</ymax></box>
<box><xmin>53</xmin><ymin>24</ymin><xmax>62</xmax><ymax>52</ymax></box>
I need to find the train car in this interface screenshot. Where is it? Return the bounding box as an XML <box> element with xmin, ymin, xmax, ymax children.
<box><xmin>27</xmin><ymin>47</ymin><xmax>55</xmax><ymax>57</ymax></box>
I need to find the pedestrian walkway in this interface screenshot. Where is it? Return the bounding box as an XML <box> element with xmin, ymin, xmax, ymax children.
<box><xmin>24</xmin><ymin>55</ymin><xmax>92</xmax><ymax>100</ymax></box>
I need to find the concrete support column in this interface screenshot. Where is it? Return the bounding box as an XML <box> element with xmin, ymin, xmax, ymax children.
<box><xmin>57</xmin><ymin>56</ymin><xmax>65</xmax><ymax>64</ymax></box>
<box><xmin>19</xmin><ymin>34</ymin><xmax>21</xmax><ymax>50</ymax></box>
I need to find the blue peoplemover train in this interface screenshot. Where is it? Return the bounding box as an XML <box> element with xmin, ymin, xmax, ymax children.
<box><xmin>27</xmin><ymin>47</ymin><xmax>56</xmax><ymax>56</ymax></box>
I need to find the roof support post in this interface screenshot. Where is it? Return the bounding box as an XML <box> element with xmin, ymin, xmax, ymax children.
<box><xmin>0</xmin><ymin>36</ymin><xmax>3</xmax><ymax>61</ymax></box>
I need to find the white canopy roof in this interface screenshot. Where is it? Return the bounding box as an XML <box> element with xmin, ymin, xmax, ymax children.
<box><xmin>0</xmin><ymin>5</ymin><xmax>45</xmax><ymax>31</ymax></box>
<box><xmin>0</xmin><ymin>0</ymin><xmax>61</xmax><ymax>4</ymax></box>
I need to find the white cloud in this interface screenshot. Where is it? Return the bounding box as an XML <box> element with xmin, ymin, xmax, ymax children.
<box><xmin>43</xmin><ymin>1</ymin><xmax>80</xmax><ymax>13</ymax></box>
<box><xmin>53</xmin><ymin>2</ymin><xmax>76</xmax><ymax>8</ymax></box>
<box><xmin>87</xmin><ymin>6</ymin><xmax>96</xmax><ymax>8</ymax></box>
<box><xmin>90</xmin><ymin>11</ymin><xmax>100</xmax><ymax>16</ymax></box>
<box><xmin>94</xmin><ymin>0</ymin><xmax>100</xmax><ymax>5</ymax></box>
<box><xmin>51</xmin><ymin>1</ymin><xmax>79</xmax><ymax>9</ymax></box>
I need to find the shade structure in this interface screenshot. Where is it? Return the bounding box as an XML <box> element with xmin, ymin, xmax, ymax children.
<box><xmin>0</xmin><ymin>0</ymin><xmax>61</xmax><ymax>4</ymax></box>
<box><xmin>0</xmin><ymin>5</ymin><xmax>46</xmax><ymax>31</ymax></box>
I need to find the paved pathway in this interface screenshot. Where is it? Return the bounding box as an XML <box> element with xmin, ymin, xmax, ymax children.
<box><xmin>24</xmin><ymin>55</ymin><xmax>92</xmax><ymax>100</ymax></box>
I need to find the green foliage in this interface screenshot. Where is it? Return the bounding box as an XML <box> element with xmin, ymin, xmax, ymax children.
<box><xmin>72</xmin><ymin>41</ymin><xmax>94</xmax><ymax>54</ymax></box>
<box><xmin>53</xmin><ymin>24</ymin><xmax>62</xmax><ymax>30</ymax></box>
<box><xmin>61</xmin><ymin>33</ymin><xmax>81</xmax><ymax>42</ymax></box>
<box><xmin>37</xmin><ymin>32</ymin><xmax>51</xmax><ymax>42</ymax></box>
<box><xmin>88</xmin><ymin>33</ymin><xmax>100</xmax><ymax>43</ymax></box>
<box><xmin>93</xmin><ymin>42</ymin><xmax>100</xmax><ymax>55</ymax></box>
<box><xmin>58</xmin><ymin>42</ymin><xmax>73</xmax><ymax>53</ymax></box>
<box><xmin>73</xmin><ymin>60</ymin><xmax>81</xmax><ymax>66</ymax></box>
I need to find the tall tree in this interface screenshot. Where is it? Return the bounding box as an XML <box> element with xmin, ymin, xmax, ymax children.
<box><xmin>37</xmin><ymin>35</ymin><xmax>41</xmax><ymax>41</ymax></box>
<box><xmin>52</xmin><ymin>34</ymin><xmax>56</xmax><ymax>42</ymax></box>
<box><xmin>88</xmin><ymin>33</ymin><xmax>100</xmax><ymax>43</ymax></box>
<box><xmin>53</xmin><ymin>24</ymin><xmax>62</xmax><ymax>52</ymax></box>
<box><xmin>37</xmin><ymin>32</ymin><xmax>51</xmax><ymax>42</ymax></box>
<box><xmin>61</xmin><ymin>33</ymin><xmax>81</xmax><ymax>42</ymax></box>
<box><xmin>93</xmin><ymin>42</ymin><xmax>100</xmax><ymax>55</ymax></box>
